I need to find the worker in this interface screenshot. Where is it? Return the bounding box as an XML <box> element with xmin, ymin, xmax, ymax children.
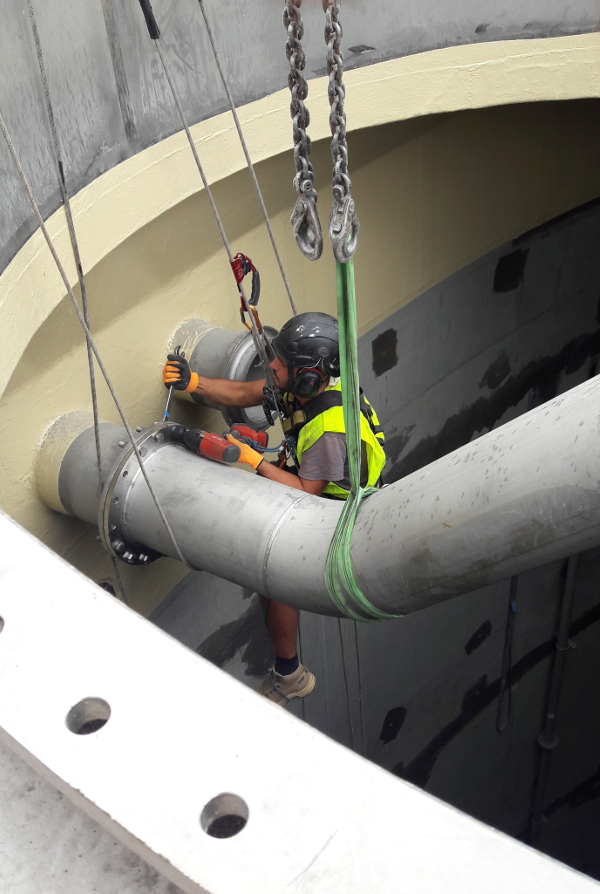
<box><xmin>162</xmin><ymin>312</ymin><xmax>386</xmax><ymax>705</ymax></box>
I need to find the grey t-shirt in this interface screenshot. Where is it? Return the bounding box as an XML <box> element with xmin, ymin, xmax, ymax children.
<box><xmin>298</xmin><ymin>431</ymin><xmax>367</xmax><ymax>491</ymax></box>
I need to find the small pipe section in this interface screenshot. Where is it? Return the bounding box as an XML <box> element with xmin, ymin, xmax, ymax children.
<box><xmin>169</xmin><ymin>319</ymin><xmax>277</xmax><ymax>431</ymax></box>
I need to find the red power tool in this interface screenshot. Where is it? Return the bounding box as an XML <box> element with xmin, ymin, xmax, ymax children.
<box><xmin>171</xmin><ymin>425</ymin><xmax>241</xmax><ymax>464</ymax></box>
<box><xmin>229</xmin><ymin>424</ymin><xmax>268</xmax><ymax>452</ymax></box>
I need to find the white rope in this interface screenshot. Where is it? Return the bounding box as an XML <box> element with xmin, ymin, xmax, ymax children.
<box><xmin>195</xmin><ymin>0</ymin><xmax>298</xmax><ymax>314</ymax></box>
<box><xmin>27</xmin><ymin>1</ymin><xmax>131</xmax><ymax>602</ymax></box>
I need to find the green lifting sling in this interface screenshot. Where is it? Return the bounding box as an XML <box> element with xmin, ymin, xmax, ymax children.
<box><xmin>323</xmin><ymin>260</ymin><xmax>397</xmax><ymax>622</ymax></box>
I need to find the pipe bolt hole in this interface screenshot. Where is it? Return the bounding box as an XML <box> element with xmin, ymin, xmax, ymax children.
<box><xmin>200</xmin><ymin>793</ymin><xmax>248</xmax><ymax>839</ymax></box>
<box><xmin>66</xmin><ymin>698</ymin><xmax>111</xmax><ymax>735</ymax></box>
<box><xmin>0</xmin><ymin>616</ymin><xmax>4</xmax><ymax>634</ymax></box>
<box><xmin>122</xmin><ymin>470</ymin><xmax>128</xmax><ymax>478</ymax></box>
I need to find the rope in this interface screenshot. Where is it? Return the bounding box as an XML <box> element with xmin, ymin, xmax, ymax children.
<box><xmin>323</xmin><ymin>260</ymin><xmax>395</xmax><ymax>621</ymax></box>
<box><xmin>27</xmin><ymin>2</ymin><xmax>130</xmax><ymax>604</ymax></box>
<box><xmin>0</xmin><ymin>109</ymin><xmax>190</xmax><ymax>570</ymax></box>
<box><xmin>151</xmin><ymin>37</ymin><xmax>282</xmax><ymax>420</ymax></box>
<box><xmin>353</xmin><ymin>620</ymin><xmax>366</xmax><ymax>756</ymax></box>
<box><xmin>27</xmin><ymin>2</ymin><xmax>104</xmax><ymax>487</ymax></box>
<box><xmin>195</xmin><ymin>0</ymin><xmax>297</xmax><ymax>314</ymax></box>
<box><xmin>338</xmin><ymin>618</ymin><xmax>356</xmax><ymax>751</ymax></box>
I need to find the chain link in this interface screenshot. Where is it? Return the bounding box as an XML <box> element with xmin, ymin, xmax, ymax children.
<box><xmin>283</xmin><ymin>0</ymin><xmax>323</xmax><ymax>261</ymax></box>
<box><xmin>324</xmin><ymin>0</ymin><xmax>359</xmax><ymax>262</ymax></box>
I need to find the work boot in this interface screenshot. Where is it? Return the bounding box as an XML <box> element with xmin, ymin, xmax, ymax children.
<box><xmin>258</xmin><ymin>664</ymin><xmax>316</xmax><ymax>706</ymax></box>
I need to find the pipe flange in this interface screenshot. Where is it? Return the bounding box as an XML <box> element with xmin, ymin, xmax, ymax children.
<box><xmin>99</xmin><ymin>423</ymin><xmax>176</xmax><ymax>566</ymax></box>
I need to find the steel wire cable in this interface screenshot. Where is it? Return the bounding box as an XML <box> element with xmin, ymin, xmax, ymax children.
<box><xmin>27</xmin><ymin>1</ymin><xmax>129</xmax><ymax>602</ymax></box>
<box><xmin>0</xmin><ymin>109</ymin><xmax>190</xmax><ymax>570</ymax></box>
<box><xmin>152</xmin><ymin>38</ymin><xmax>282</xmax><ymax>420</ymax></box>
<box><xmin>338</xmin><ymin>617</ymin><xmax>356</xmax><ymax>752</ymax></box>
<box><xmin>196</xmin><ymin>0</ymin><xmax>298</xmax><ymax>313</ymax></box>
<box><xmin>353</xmin><ymin>620</ymin><xmax>366</xmax><ymax>757</ymax></box>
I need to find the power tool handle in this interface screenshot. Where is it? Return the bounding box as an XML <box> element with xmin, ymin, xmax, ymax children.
<box><xmin>198</xmin><ymin>432</ymin><xmax>241</xmax><ymax>464</ymax></box>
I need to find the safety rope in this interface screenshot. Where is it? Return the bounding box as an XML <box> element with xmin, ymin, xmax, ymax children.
<box><xmin>136</xmin><ymin>0</ymin><xmax>283</xmax><ymax>427</ymax></box>
<box><xmin>324</xmin><ymin>260</ymin><xmax>394</xmax><ymax>621</ymax></box>
<box><xmin>195</xmin><ymin>0</ymin><xmax>298</xmax><ymax>314</ymax></box>
<box><xmin>27</xmin><ymin>1</ymin><xmax>128</xmax><ymax>603</ymax></box>
<box><xmin>0</xmin><ymin>109</ymin><xmax>190</xmax><ymax>571</ymax></box>
<box><xmin>338</xmin><ymin>617</ymin><xmax>356</xmax><ymax>751</ymax></box>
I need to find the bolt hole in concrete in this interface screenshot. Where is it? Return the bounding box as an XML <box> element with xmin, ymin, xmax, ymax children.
<box><xmin>66</xmin><ymin>697</ymin><xmax>111</xmax><ymax>735</ymax></box>
<box><xmin>99</xmin><ymin>581</ymin><xmax>116</xmax><ymax>596</ymax></box>
<box><xmin>200</xmin><ymin>793</ymin><xmax>249</xmax><ymax>838</ymax></box>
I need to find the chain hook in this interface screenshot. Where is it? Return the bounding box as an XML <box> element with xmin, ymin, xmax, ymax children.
<box><xmin>329</xmin><ymin>186</ymin><xmax>359</xmax><ymax>263</ymax></box>
<box><xmin>291</xmin><ymin>179</ymin><xmax>323</xmax><ymax>261</ymax></box>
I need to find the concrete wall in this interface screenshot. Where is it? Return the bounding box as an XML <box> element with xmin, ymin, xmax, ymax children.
<box><xmin>1</xmin><ymin>0</ymin><xmax>597</xmax><ymax>274</ymax></box>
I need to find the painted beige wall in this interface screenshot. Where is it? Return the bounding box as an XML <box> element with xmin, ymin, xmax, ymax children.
<box><xmin>1</xmin><ymin>36</ymin><xmax>599</xmax><ymax>615</ymax></box>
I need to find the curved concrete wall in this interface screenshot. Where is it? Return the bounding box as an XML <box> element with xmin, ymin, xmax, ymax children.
<box><xmin>1</xmin><ymin>1</ymin><xmax>597</xmax><ymax>273</ymax></box>
<box><xmin>1</xmin><ymin>94</ymin><xmax>600</xmax><ymax>614</ymax></box>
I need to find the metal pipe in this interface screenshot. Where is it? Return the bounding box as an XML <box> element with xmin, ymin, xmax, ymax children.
<box><xmin>39</xmin><ymin>372</ymin><xmax>600</xmax><ymax>618</ymax></box>
<box><xmin>528</xmin><ymin>553</ymin><xmax>579</xmax><ymax>843</ymax></box>
<box><xmin>169</xmin><ymin>319</ymin><xmax>277</xmax><ymax>431</ymax></box>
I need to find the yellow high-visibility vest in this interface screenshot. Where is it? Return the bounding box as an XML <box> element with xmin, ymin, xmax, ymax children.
<box><xmin>285</xmin><ymin>380</ymin><xmax>386</xmax><ymax>499</ymax></box>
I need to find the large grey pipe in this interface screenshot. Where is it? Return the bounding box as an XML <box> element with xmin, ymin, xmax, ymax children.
<box><xmin>39</xmin><ymin>374</ymin><xmax>600</xmax><ymax>618</ymax></box>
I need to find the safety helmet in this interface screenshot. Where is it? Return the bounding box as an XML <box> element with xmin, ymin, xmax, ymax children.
<box><xmin>271</xmin><ymin>312</ymin><xmax>340</xmax><ymax>399</ymax></box>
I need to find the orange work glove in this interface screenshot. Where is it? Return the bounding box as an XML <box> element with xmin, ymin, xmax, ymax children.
<box><xmin>225</xmin><ymin>434</ymin><xmax>264</xmax><ymax>470</ymax></box>
<box><xmin>162</xmin><ymin>354</ymin><xmax>199</xmax><ymax>392</ymax></box>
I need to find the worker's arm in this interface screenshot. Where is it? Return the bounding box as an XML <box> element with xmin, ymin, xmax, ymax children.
<box><xmin>257</xmin><ymin>460</ymin><xmax>328</xmax><ymax>496</ymax></box>
<box><xmin>191</xmin><ymin>375</ymin><xmax>266</xmax><ymax>408</ymax></box>
<box><xmin>226</xmin><ymin>435</ymin><xmax>328</xmax><ymax>496</ymax></box>
<box><xmin>163</xmin><ymin>354</ymin><xmax>265</xmax><ymax>407</ymax></box>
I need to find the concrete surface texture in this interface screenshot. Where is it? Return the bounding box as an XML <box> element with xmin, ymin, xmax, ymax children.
<box><xmin>1</xmin><ymin>2</ymin><xmax>600</xmax><ymax>890</ymax></box>
<box><xmin>1</xmin><ymin>510</ymin><xmax>599</xmax><ymax>894</ymax></box>
<box><xmin>0</xmin><ymin>0</ymin><xmax>597</xmax><ymax>273</ymax></box>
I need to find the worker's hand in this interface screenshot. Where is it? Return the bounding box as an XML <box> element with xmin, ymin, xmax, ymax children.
<box><xmin>225</xmin><ymin>434</ymin><xmax>264</xmax><ymax>470</ymax></box>
<box><xmin>162</xmin><ymin>354</ymin><xmax>198</xmax><ymax>392</ymax></box>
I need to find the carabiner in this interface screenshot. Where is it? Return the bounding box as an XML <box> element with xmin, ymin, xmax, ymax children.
<box><xmin>329</xmin><ymin>189</ymin><xmax>360</xmax><ymax>263</ymax></box>
<box><xmin>290</xmin><ymin>182</ymin><xmax>323</xmax><ymax>261</ymax></box>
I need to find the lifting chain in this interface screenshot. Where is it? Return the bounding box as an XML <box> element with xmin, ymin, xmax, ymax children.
<box><xmin>283</xmin><ymin>0</ymin><xmax>323</xmax><ymax>261</ymax></box>
<box><xmin>283</xmin><ymin>0</ymin><xmax>359</xmax><ymax>263</ymax></box>
<box><xmin>324</xmin><ymin>0</ymin><xmax>359</xmax><ymax>262</ymax></box>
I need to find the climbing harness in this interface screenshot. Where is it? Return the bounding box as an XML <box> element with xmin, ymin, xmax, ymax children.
<box><xmin>283</xmin><ymin>0</ymin><xmax>359</xmax><ymax>262</ymax></box>
<box><xmin>283</xmin><ymin>0</ymin><xmax>323</xmax><ymax>260</ymax></box>
<box><xmin>195</xmin><ymin>0</ymin><xmax>298</xmax><ymax>314</ymax></box>
<box><xmin>135</xmin><ymin>0</ymin><xmax>284</xmax><ymax>429</ymax></box>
